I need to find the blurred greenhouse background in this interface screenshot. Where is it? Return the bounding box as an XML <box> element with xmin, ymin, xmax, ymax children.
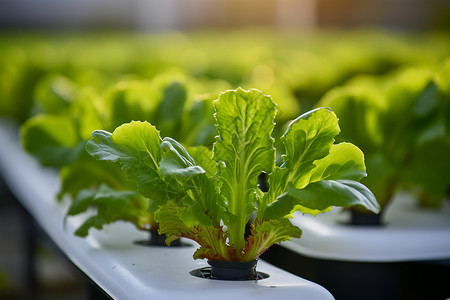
<box><xmin>1</xmin><ymin>0</ymin><xmax>450</xmax><ymax>30</ymax></box>
<box><xmin>1</xmin><ymin>0</ymin><xmax>450</xmax><ymax>299</ymax></box>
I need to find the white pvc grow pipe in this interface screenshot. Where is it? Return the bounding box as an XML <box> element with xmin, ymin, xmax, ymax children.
<box><xmin>0</xmin><ymin>119</ymin><xmax>334</xmax><ymax>300</ymax></box>
<box><xmin>286</xmin><ymin>189</ymin><xmax>450</xmax><ymax>262</ymax></box>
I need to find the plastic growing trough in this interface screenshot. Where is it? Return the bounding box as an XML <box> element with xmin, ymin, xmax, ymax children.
<box><xmin>287</xmin><ymin>193</ymin><xmax>450</xmax><ymax>262</ymax></box>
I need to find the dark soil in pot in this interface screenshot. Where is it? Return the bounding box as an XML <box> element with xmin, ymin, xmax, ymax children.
<box><xmin>261</xmin><ymin>244</ymin><xmax>450</xmax><ymax>300</ymax></box>
<box><xmin>190</xmin><ymin>260</ymin><xmax>269</xmax><ymax>281</ymax></box>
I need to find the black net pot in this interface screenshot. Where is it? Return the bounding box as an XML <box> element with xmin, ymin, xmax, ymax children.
<box><xmin>349</xmin><ymin>210</ymin><xmax>384</xmax><ymax>226</ymax></box>
<box><xmin>134</xmin><ymin>229</ymin><xmax>181</xmax><ymax>247</ymax></box>
<box><xmin>207</xmin><ymin>260</ymin><xmax>258</xmax><ymax>280</ymax></box>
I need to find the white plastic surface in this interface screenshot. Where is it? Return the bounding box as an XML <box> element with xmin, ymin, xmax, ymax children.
<box><xmin>0</xmin><ymin>120</ymin><xmax>334</xmax><ymax>300</ymax></box>
<box><xmin>285</xmin><ymin>190</ymin><xmax>450</xmax><ymax>262</ymax></box>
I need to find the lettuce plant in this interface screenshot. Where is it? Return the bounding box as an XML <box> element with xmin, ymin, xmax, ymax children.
<box><xmin>86</xmin><ymin>88</ymin><xmax>379</xmax><ymax>262</ymax></box>
<box><xmin>20</xmin><ymin>75</ymin><xmax>219</xmax><ymax>237</ymax></box>
<box><xmin>319</xmin><ymin>64</ymin><xmax>450</xmax><ymax>213</ymax></box>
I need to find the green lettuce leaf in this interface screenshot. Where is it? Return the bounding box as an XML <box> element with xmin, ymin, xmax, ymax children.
<box><xmin>243</xmin><ymin>219</ymin><xmax>302</xmax><ymax>261</ymax></box>
<box><xmin>159</xmin><ymin>137</ymin><xmax>205</xmax><ymax>184</ymax></box>
<box><xmin>85</xmin><ymin>121</ymin><xmax>177</xmax><ymax>209</ymax></box>
<box><xmin>33</xmin><ymin>74</ymin><xmax>75</xmax><ymax>115</ymax></box>
<box><xmin>265</xmin><ymin>180</ymin><xmax>378</xmax><ymax>219</ymax></box>
<box><xmin>74</xmin><ymin>216</ymin><xmax>105</xmax><ymax>238</ymax></box>
<box><xmin>403</xmin><ymin>138</ymin><xmax>450</xmax><ymax>202</ymax></box>
<box><xmin>213</xmin><ymin>88</ymin><xmax>276</xmax><ymax>250</ymax></box>
<box><xmin>380</xmin><ymin>69</ymin><xmax>442</xmax><ymax>161</ymax></box>
<box><xmin>281</xmin><ymin>107</ymin><xmax>340</xmax><ymax>189</ymax></box>
<box><xmin>85</xmin><ymin>121</ymin><xmax>221</xmax><ymax>220</ymax></box>
<box><xmin>156</xmin><ymin>202</ymin><xmax>230</xmax><ymax>260</ymax></box>
<box><xmin>154</xmin><ymin>81</ymin><xmax>187</xmax><ymax>135</ymax></box>
<box><xmin>104</xmin><ymin>80</ymin><xmax>159</xmax><ymax>130</ymax></box>
<box><xmin>71</xmin><ymin>88</ymin><xmax>104</xmax><ymax>141</ymax></box>
<box><xmin>159</xmin><ymin>138</ymin><xmax>228</xmax><ymax>227</ymax></box>
<box><xmin>259</xmin><ymin>108</ymin><xmax>342</xmax><ymax>214</ymax></box>
<box><xmin>318</xmin><ymin>85</ymin><xmax>383</xmax><ymax>153</ymax></box>
<box><xmin>67</xmin><ymin>184</ymin><xmax>152</xmax><ymax>237</ymax></box>
<box><xmin>58</xmin><ymin>152</ymin><xmax>131</xmax><ymax>200</ymax></box>
<box><xmin>309</xmin><ymin>142</ymin><xmax>367</xmax><ymax>182</ymax></box>
<box><xmin>186</xmin><ymin>146</ymin><xmax>217</xmax><ymax>177</ymax></box>
<box><xmin>66</xmin><ymin>188</ymin><xmax>96</xmax><ymax>216</ymax></box>
<box><xmin>264</xmin><ymin>107</ymin><xmax>379</xmax><ymax>219</ymax></box>
<box><xmin>21</xmin><ymin>115</ymin><xmax>85</xmax><ymax>167</ymax></box>
<box><xmin>180</xmin><ymin>99</ymin><xmax>217</xmax><ymax>147</ymax></box>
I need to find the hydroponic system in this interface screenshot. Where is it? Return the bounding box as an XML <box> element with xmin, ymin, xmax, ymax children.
<box><xmin>0</xmin><ymin>24</ymin><xmax>449</xmax><ymax>300</ymax></box>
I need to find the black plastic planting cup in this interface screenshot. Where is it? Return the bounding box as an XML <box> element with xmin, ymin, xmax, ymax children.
<box><xmin>349</xmin><ymin>210</ymin><xmax>383</xmax><ymax>226</ymax></box>
<box><xmin>134</xmin><ymin>230</ymin><xmax>181</xmax><ymax>247</ymax></box>
<box><xmin>208</xmin><ymin>260</ymin><xmax>258</xmax><ymax>280</ymax></box>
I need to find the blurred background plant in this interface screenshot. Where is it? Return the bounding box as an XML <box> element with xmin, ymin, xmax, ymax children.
<box><xmin>319</xmin><ymin>62</ymin><xmax>450</xmax><ymax>221</ymax></box>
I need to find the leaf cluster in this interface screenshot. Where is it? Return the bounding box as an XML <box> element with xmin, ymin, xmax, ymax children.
<box><xmin>86</xmin><ymin>88</ymin><xmax>379</xmax><ymax>262</ymax></box>
<box><xmin>20</xmin><ymin>73</ymin><xmax>219</xmax><ymax>236</ymax></box>
<box><xmin>319</xmin><ymin>62</ymin><xmax>450</xmax><ymax>209</ymax></box>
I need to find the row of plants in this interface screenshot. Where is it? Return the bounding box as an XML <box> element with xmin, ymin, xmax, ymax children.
<box><xmin>1</xmin><ymin>29</ymin><xmax>449</xmax><ymax>280</ymax></box>
<box><xmin>84</xmin><ymin>88</ymin><xmax>380</xmax><ymax>266</ymax></box>
<box><xmin>16</xmin><ymin>70</ymin><xmax>380</xmax><ymax>263</ymax></box>
<box><xmin>19</xmin><ymin>84</ymin><xmax>380</xmax><ymax>278</ymax></box>
<box><xmin>2</xmin><ymin>29</ymin><xmax>450</xmax><ymax>124</ymax></box>
<box><xmin>21</xmin><ymin>73</ymin><xmax>221</xmax><ymax>241</ymax></box>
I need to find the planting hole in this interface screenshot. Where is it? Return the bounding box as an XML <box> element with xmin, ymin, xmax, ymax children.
<box><xmin>189</xmin><ymin>267</ymin><xmax>270</xmax><ymax>281</ymax></box>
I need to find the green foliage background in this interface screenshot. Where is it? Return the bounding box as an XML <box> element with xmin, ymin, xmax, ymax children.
<box><xmin>1</xmin><ymin>28</ymin><xmax>449</xmax><ymax>238</ymax></box>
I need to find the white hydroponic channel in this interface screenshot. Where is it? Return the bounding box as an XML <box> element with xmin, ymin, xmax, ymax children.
<box><xmin>0</xmin><ymin>119</ymin><xmax>334</xmax><ymax>300</ymax></box>
<box><xmin>287</xmin><ymin>186</ymin><xmax>450</xmax><ymax>262</ymax></box>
